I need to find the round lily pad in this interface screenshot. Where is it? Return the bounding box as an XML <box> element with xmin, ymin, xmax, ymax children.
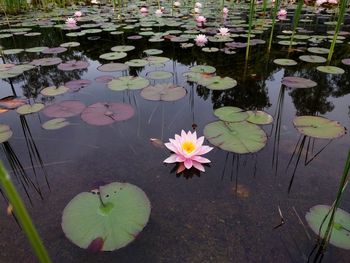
<box><xmin>204</xmin><ymin>121</ymin><xmax>267</xmax><ymax>154</ymax></box>
<box><xmin>144</xmin><ymin>49</ymin><xmax>163</xmax><ymax>55</ymax></box>
<box><xmin>273</xmin><ymin>59</ymin><xmax>297</xmax><ymax>66</ymax></box>
<box><xmin>62</xmin><ymin>182</ymin><xmax>151</xmax><ymax>251</ymax></box>
<box><xmin>42</xmin><ymin>47</ymin><xmax>67</xmax><ymax>54</ymax></box>
<box><xmin>99</xmin><ymin>52</ymin><xmax>127</xmax><ymax>61</ymax></box>
<box><xmin>293</xmin><ymin>116</ymin><xmax>346</xmax><ymax>139</ymax></box>
<box><xmin>307</xmin><ymin>47</ymin><xmax>329</xmax><ymax>54</ymax></box>
<box><xmin>0</xmin><ymin>96</ymin><xmax>26</xmax><ymax>109</ymax></box>
<box><xmin>316</xmin><ymin>66</ymin><xmax>344</xmax><ymax>75</ymax></box>
<box><xmin>305</xmin><ymin>205</ymin><xmax>350</xmax><ymax>250</ymax></box>
<box><xmin>299</xmin><ymin>55</ymin><xmax>327</xmax><ymax>63</ymax></box>
<box><xmin>147</xmin><ymin>71</ymin><xmax>173</xmax><ymax>80</ymax></box>
<box><xmin>2</xmin><ymin>49</ymin><xmax>24</xmax><ymax>55</ymax></box>
<box><xmin>201</xmin><ymin>76</ymin><xmax>237</xmax><ymax>90</ymax></box>
<box><xmin>125</xmin><ymin>59</ymin><xmax>148</xmax><ymax>67</ymax></box>
<box><xmin>25</xmin><ymin>46</ymin><xmax>48</xmax><ymax>53</ymax></box>
<box><xmin>246</xmin><ymin>111</ymin><xmax>273</xmax><ymax>125</ymax></box>
<box><xmin>202</xmin><ymin>47</ymin><xmax>219</xmax><ymax>53</ymax></box>
<box><xmin>58</xmin><ymin>60</ymin><xmax>89</xmax><ymax>71</ymax></box>
<box><xmin>16</xmin><ymin>103</ymin><xmax>44</xmax><ymax>115</ymax></box>
<box><xmin>140</xmin><ymin>84</ymin><xmax>186</xmax><ymax>101</ymax></box>
<box><xmin>0</xmin><ymin>124</ymin><xmax>13</xmax><ymax>143</ymax></box>
<box><xmin>190</xmin><ymin>65</ymin><xmax>216</xmax><ymax>74</ymax></box>
<box><xmin>282</xmin><ymin>77</ymin><xmax>317</xmax><ymax>88</ymax></box>
<box><xmin>30</xmin><ymin>57</ymin><xmax>62</xmax><ymax>66</ymax></box>
<box><xmin>214</xmin><ymin>107</ymin><xmax>248</xmax><ymax>122</ymax></box>
<box><xmin>60</xmin><ymin>42</ymin><xmax>80</xmax><ymax>48</ymax></box>
<box><xmin>95</xmin><ymin>75</ymin><xmax>115</xmax><ymax>84</ymax></box>
<box><xmin>81</xmin><ymin>102</ymin><xmax>134</xmax><ymax>126</ymax></box>
<box><xmin>43</xmin><ymin>100</ymin><xmax>86</xmax><ymax>118</ymax></box>
<box><xmin>341</xmin><ymin>58</ymin><xmax>350</xmax><ymax>66</ymax></box>
<box><xmin>111</xmin><ymin>45</ymin><xmax>135</xmax><ymax>52</ymax></box>
<box><xmin>65</xmin><ymin>79</ymin><xmax>92</xmax><ymax>92</ymax></box>
<box><xmin>42</xmin><ymin>118</ymin><xmax>70</xmax><ymax>130</ymax></box>
<box><xmin>108</xmin><ymin>76</ymin><xmax>149</xmax><ymax>91</ymax></box>
<box><xmin>97</xmin><ymin>63</ymin><xmax>129</xmax><ymax>72</ymax></box>
<box><xmin>146</xmin><ymin>56</ymin><xmax>170</xmax><ymax>64</ymax></box>
<box><xmin>41</xmin><ymin>86</ymin><xmax>69</xmax><ymax>96</ymax></box>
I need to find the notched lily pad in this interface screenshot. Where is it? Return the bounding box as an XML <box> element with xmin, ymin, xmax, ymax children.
<box><xmin>16</xmin><ymin>103</ymin><xmax>44</xmax><ymax>115</ymax></box>
<box><xmin>0</xmin><ymin>124</ymin><xmax>13</xmax><ymax>143</ymax></box>
<box><xmin>140</xmin><ymin>84</ymin><xmax>186</xmax><ymax>101</ymax></box>
<box><xmin>41</xmin><ymin>86</ymin><xmax>69</xmax><ymax>96</ymax></box>
<box><xmin>43</xmin><ymin>100</ymin><xmax>86</xmax><ymax>118</ymax></box>
<box><xmin>246</xmin><ymin>111</ymin><xmax>273</xmax><ymax>125</ymax></box>
<box><xmin>214</xmin><ymin>107</ymin><xmax>248</xmax><ymax>123</ymax></box>
<box><xmin>282</xmin><ymin>77</ymin><xmax>317</xmax><ymax>88</ymax></box>
<box><xmin>108</xmin><ymin>76</ymin><xmax>149</xmax><ymax>91</ymax></box>
<box><xmin>42</xmin><ymin>118</ymin><xmax>70</xmax><ymax>130</ymax></box>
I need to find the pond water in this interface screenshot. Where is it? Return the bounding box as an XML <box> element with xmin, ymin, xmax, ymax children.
<box><xmin>0</xmin><ymin>3</ymin><xmax>350</xmax><ymax>263</ymax></box>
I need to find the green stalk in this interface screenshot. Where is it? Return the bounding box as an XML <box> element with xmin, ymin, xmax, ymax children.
<box><xmin>327</xmin><ymin>0</ymin><xmax>349</xmax><ymax>64</ymax></box>
<box><xmin>262</xmin><ymin>0</ymin><xmax>267</xmax><ymax>15</ymax></box>
<box><xmin>288</xmin><ymin>0</ymin><xmax>303</xmax><ymax>51</ymax></box>
<box><xmin>245</xmin><ymin>0</ymin><xmax>255</xmax><ymax>62</ymax></box>
<box><xmin>268</xmin><ymin>0</ymin><xmax>280</xmax><ymax>52</ymax></box>
<box><xmin>0</xmin><ymin>163</ymin><xmax>52</xmax><ymax>263</ymax></box>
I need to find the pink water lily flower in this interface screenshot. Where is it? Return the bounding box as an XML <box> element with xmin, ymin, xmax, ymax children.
<box><xmin>218</xmin><ymin>27</ymin><xmax>230</xmax><ymax>36</ymax></box>
<box><xmin>74</xmin><ymin>11</ymin><xmax>82</xmax><ymax>17</ymax></box>
<box><xmin>195</xmin><ymin>2</ymin><xmax>202</xmax><ymax>8</ymax></box>
<box><xmin>195</xmin><ymin>34</ymin><xmax>208</xmax><ymax>46</ymax></box>
<box><xmin>65</xmin><ymin>18</ymin><xmax>77</xmax><ymax>27</ymax></box>
<box><xmin>155</xmin><ymin>9</ymin><xmax>163</xmax><ymax>16</ymax></box>
<box><xmin>164</xmin><ymin>130</ymin><xmax>213</xmax><ymax>172</ymax></box>
<box><xmin>277</xmin><ymin>9</ymin><xmax>287</xmax><ymax>17</ymax></box>
<box><xmin>223</xmin><ymin>7</ymin><xmax>229</xmax><ymax>14</ymax></box>
<box><xmin>140</xmin><ymin>7</ymin><xmax>148</xmax><ymax>13</ymax></box>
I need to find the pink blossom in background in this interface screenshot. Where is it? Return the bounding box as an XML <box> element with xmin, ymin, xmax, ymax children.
<box><xmin>164</xmin><ymin>130</ymin><xmax>213</xmax><ymax>172</ymax></box>
<box><xmin>74</xmin><ymin>11</ymin><xmax>82</xmax><ymax>17</ymax></box>
<box><xmin>195</xmin><ymin>34</ymin><xmax>208</xmax><ymax>47</ymax></box>
<box><xmin>218</xmin><ymin>27</ymin><xmax>230</xmax><ymax>36</ymax></box>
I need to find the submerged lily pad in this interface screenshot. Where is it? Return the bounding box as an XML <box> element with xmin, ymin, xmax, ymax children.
<box><xmin>81</xmin><ymin>102</ymin><xmax>134</xmax><ymax>126</ymax></box>
<box><xmin>305</xmin><ymin>205</ymin><xmax>350</xmax><ymax>250</ymax></box>
<box><xmin>41</xmin><ymin>86</ymin><xmax>69</xmax><ymax>96</ymax></box>
<box><xmin>43</xmin><ymin>100</ymin><xmax>86</xmax><ymax>118</ymax></box>
<box><xmin>0</xmin><ymin>124</ymin><xmax>13</xmax><ymax>143</ymax></box>
<box><xmin>316</xmin><ymin>66</ymin><xmax>344</xmax><ymax>75</ymax></box>
<box><xmin>140</xmin><ymin>84</ymin><xmax>186</xmax><ymax>101</ymax></box>
<box><xmin>62</xmin><ymin>182</ymin><xmax>151</xmax><ymax>251</ymax></box>
<box><xmin>108</xmin><ymin>76</ymin><xmax>149</xmax><ymax>91</ymax></box>
<box><xmin>282</xmin><ymin>77</ymin><xmax>317</xmax><ymax>88</ymax></box>
<box><xmin>204</xmin><ymin>121</ymin><xmax>267</xmax><ymax>154</ymax></box>
<box><xmin>293</xmin><ymin>116</ymin><xmax>346</xmax><ymax>139</ymax></box>
<box><xmin>214</xmin><ymin>107</ymin><xmax>248</xmax><ymax>123</ymax></box>
<box><xmin>42</xmin><ymin>118</ymin><xmax>70</xmax><ymax>130</ymax></box>
<box><xmin>16</xmin><ymin>103</ymin><xmax>44</xmax><ymax>115</ymax></box>
<box><xmin>246</xmin><ymin>111</ymin><xmax>273</xmax><ymax>125</ymax></box>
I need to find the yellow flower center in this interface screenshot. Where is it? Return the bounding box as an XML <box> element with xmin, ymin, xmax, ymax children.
<box><xmin>182</xmin><ymin>141</ymin><xmax>196</xmax><ymax>154</ymax></box>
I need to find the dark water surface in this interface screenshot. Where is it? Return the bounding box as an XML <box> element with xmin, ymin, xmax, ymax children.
<box><xmin>0</xmin><ymin>7</ymin><xmax>350</xmax><ymax>263</ymax></box>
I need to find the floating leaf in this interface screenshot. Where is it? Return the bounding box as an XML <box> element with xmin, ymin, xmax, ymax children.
<box><xmin>60</xmin><ymin>42</ymin><xmax>80</xmax><ymax>48</ymax></box>
<box><xmin>99</xmin><ymin>52</ymin><xmax>127</xmax><ymax>60</ymax></box>
<box><xmin>214</xmin><ymin>107</ymin><xmax>248</xmax><ymax>122</ymax></box>
<box><xmin>97</xmin><ymin>63</ymin><xmax>129</xmax><ymax>72</ymax></box>
<box><xmin>41</xmin><ymin>86</ymin><xmax>69</xmax><ymax>96</ymax></box>
<box><xmin>273</xmin><ymin>59</ymin><xmax>297</xmax><ymax>66</ymax></box>
<box><xmin>43</xmin><ymin>100</ymin><xmax>86</xmax><ymax>118</ymax></box>
<box><xmin>108</xmin><ymin>76</ymin><xmax>149</xmax><ymax>91</ymax></box>
<box><xmin>62</xmin><ymin>182</ymin><xmax>151</xmax><ymax>251</ymax></box>
<box><xmin>203</xmin><ymin>121</ymin><xmax>267</xmax><ymax>154</ymax></box>
<box><xmin>0</xmin><ymin>124</ymin><xmax>13</xmax><ymax>143</ymax></box>
<box><xmin>58</xmin><ymin>60</ymin><xmax>89</xmax><ymax>71</ymax></box>
<box><xmin>125</xmin><ymin>59</ymin><xmax>148</xmax><ymax>67</ymax></box>
<box><xmin>0</xmin><ymin>96</ymin><xmax>26</xmax><ymax>109</ymax></box>
<box><xmin>42</xmin><ymin>47</ymin><xmax>67</xmax><ymax>54</ymax></box>
<box><xmin>306</xmin><ymin>205</ymin><xmax>350</xmax><ymax>250</ymax></box>
<box><xmin>30</xmin><ymin>57</ymin><xmax>62</xmax><ymax>66</ymax></box>
<box><xmin>111</xmin><ymin>45</ymin><xmax>135</xmax><ymax>52</ymax></box>
<box><xmin>95</xmin><ymin>75</ymin><xmax>115</xmax><ymax>84</ymax></box>
<box><xmin>299</xmin><ymin>55</ymin><xmax>327</xmax><ymax>63</ymax></box>
<box><xmin>42</xmin><ymin>118</ymin><xmax>70</xmax><ymax>130</ymax></box>
<box><xmin>201</xmin><ymin>76</ymin><xmax>237</xmax><ymax>90</ymax></box>
<box><xmin>282</xmin><ymin>77</ymin><xmax>317</xmax><ymax>88</ymax></box>
<box><xmin>144</xmin><ymin>49</ymin><xmax>163</xmax><ymax>55</ymax></box>
<box><xmin>65</xmin><ymin>79</ymin><xmax>92</xmax><ymax>92</ymax></box>
<box><xmin>293</xmin><ymin>116</ymin><xmax>346</xmax><ymax>139</ymax></box>
<box><xmin>307</xmin><ymin>47</ymin><xmax>329</xmax><ymax>54</ymax></box>
<box><xmin>140</xmin><ymin>84</ymin><xmax>186</xmax><ymax>101</ymax></box>
<box><xmin>2</xmin><ymin>49</ymin><xmax>24</xmax><ymax>55</ymax></box>
<box><xmin>190</xmin><ymin>65</ymin><xmax>216</xmax><ymax>74</ymax></box>
<box><xmin>25</xmin><ymin>46</ymin><xmax>48</xmax><ymax>53</ymax></box>
<box><xmin>316</xmin><ymin>66</ymin><xmax>344</xmax><ymax>75</ymax></box>
<box><xmin>146</xmin><ymin>71</ymin><xmax>173</xmax><ymax>80</ymax></box>
<box><xmin>16</xmin><ymin>103</ymin><xmax>44</xmax><ymax>115</ymax></box>
<box><xmin>81</xmin><ymin>102</ymin><xmax>134</xmax><ymax>126</ymax></box>
<box><xmin>246</xmin><ymin>111</ymin><xmax>273</xmax><ymax>125</ymax></box>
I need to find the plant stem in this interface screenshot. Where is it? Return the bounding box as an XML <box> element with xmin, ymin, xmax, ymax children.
<box><xmin>268</xmin><ymin>0</ymin><xmax>280</xmax><ymax>52</ymax></box>
<box><xmin>0</xmin><ymin>163</ymin><xmax>52</xmax><ymax>263</ymax></box>
<box><xmin>245</xmin><ymin>0</ymin><xmax>255</xmax><ymax>62</ymax></box>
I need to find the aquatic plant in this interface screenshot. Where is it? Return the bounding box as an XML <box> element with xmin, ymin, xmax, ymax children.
<box><xmin>0</xmin><ymin>163</ymin><xmax>52</xmax><ymax>263</ymax></box>
<box><xmin>164</xmin><ymin>130</ymin><xmax>213</xmax><ymax>172</ymax></box>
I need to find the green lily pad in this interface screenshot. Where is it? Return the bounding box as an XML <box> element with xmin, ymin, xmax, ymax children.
<box><xmin>2</xmin><ymin>49</ymin><xmax>24</xmax><ymax>55</ymax></box>
<box><xmin>140</xmin><ymin>84</ymin><xmax>186</xmax><ymax>101</ymax></box>
<box><xmin>246</xmin><ymin>111</ymin><xmax>273</xmax><ymax>125</ymax></box>
<box><xmin>201</xmin><ymin>76</ymin><xmax>237</xmax><ymax>90</ymax></box>
<box><xmin>316</xmin><ymin>66</ymin><xmax>344</xmax><ymax>75</ymax></box>
<box><xmin>214</xmin><ymin>107</ymin><xmax>248</xmax><ymax>122</ymax></box>
<box><xmin>60</xmin><ymin>42</ymin><xmax>80</xmax><ymax>48</ymax></box>
<box><xmin>282</xmin><ymin>77</ymin><xmax>317</xmax><ymax>88</ymax></box>
<box><xmin>202</xmin><ymin>47</ymin><xmax>219</xmax><ymax>53</ymax></box>
<box><xmin>125</xmin><ymin>59</ymin><xmax>148</xmax><ymax>67</ymax></box>
<box><xmin>273</xmin><ymin>59</ymin><xmax>297</xmax><ymax>66</ymax></box>
<box><xmin>147</xmin><ymin>71</ymin><xmax>173</xmax><ymax>80</ymax></box>
<box><xmin>299</xmin><ymin>55</ymin><xmax>327</xmax><ymax>63</ymax></box>
<box><xmin>99</xmin><ymin>52</ymin><xmax>127</xmax><ymax>61</ymax></box>
<box><xmin>42</xmin><ymin>118</ymin><xmax>70</xmax><ymax>130</ymax></box>
<box><xmin>16</xmin><ymin>103</ymin><xmax>44</xmax><ymax>115</ymax></box>
<box><xmin>62</xmin><ymin>182</ymin><xmax>151</xmax><ymax>251</ymax></box>
<box><xmin>108</xmin><ymin>76</ymin><xmax>149</xmax><ymax>91</ymax></box>
<box><xmin>190</xmin><ymin>65</ymin><xmax>216</xmax><ymax>74</ymax></box>
<box><xmin>111</xmin><ymin>45</ymin><xmax>135</xmax><ymax>52</ymax></box>
<box><xmin>293</xmin><ymin>116</ymin><xmax>346</xmax><ymax>139</ymax></box>
<box><xmin>144</xmin><ymin>49</ymin><xmax>163</xmax><ymax>55</ymax></box>
<box><xmin>0</xmin><ymin>124</ymin><xmax>13</xmax><ymax>143</ymax></box>
<box><xmin>146</xmin><ymin>56</ymin><xmax>170</xmax><ymax>64</ymax></box>
<box><xmin>25</xmin><ymin>46</ymin><xmax>48</xmax><ymax>53</ymax></box>
<box><xmin>306</xmin><ymin>205</ymin><xmax>350</xmax><ymax>250</ymax></box>
<box><xmin>41</xmin><ymin>86</ymin><xmax>69</xmax><ymax>96</ymax></box>
<box><xmin>308</xmin><ymin>47</ymin><xmax>329</xmax><ymax>54</ymax></box>
<box><xmin>204</xmin><ymin>121</ymin><xmax>267</xmax><ymax>154</ymax></box>
<box><xmin>97</xmin><ymin>63</ymin><xmax>129</xmax><ymax>72</ymax></box>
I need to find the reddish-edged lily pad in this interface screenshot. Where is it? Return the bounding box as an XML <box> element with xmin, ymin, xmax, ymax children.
<box><xmin>42</xmin><ymin>47</ymin><xmax>67</xmax><ymax>54</ymax></box>
<box><xmin>43</xmin><ymin>100</ymin><xmax>86</xmax><ymax>118</ymax></box>
<box><xmin>30</xmin><ymin>57</ymin><xmax>63</xmax><ymax>66</ymax></box>
<box><xmin>58</xmin><ymin>60</ymin><xmax>90</xmax><ymax>71</ymax></box>
<box><xmin>282</xmin><ymin>77</ymin><xmax>317</xmax><ymax>89</ymax></box>
<box><xmin>81</xmin><ymin>102</ymin><xmax>134</xmax><ymax>126</ymax></box>
<box><xmin>0</xmin><ymin>96</ymin><xmax>26</xmax><ymax>109</ymax></box>
<box><xmin>65</xmin><ymin>79</ymin><xmax>92</xmax><ymax>92</ymax></box>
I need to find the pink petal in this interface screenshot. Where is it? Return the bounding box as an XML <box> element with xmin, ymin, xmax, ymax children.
<box><xmin>184</xmin><ymin>159</ymin><xmax>193</xmax><ymax>169</ymax></box>
<box><xmin>196</xmin><ymin>136</ymin><xmax>204</xmax><ymax>147</ymax></box>
<box><xmin>192</xmin><ymin>161</ymin><xmax>205</xmax><ymax>172</ymax></box>
<box><xmin>164</xmin><ymin>142</ymin><xmax>178</xmax><ymax>153</ymax></box>
<box><xmin>177</xmin><ymin>163</ymin><xmax>186</xmax><ymax>174</ymax></box>
<box><xmin>196</xmin><ymin>145</ymin><xmax>213</xmax><ymax>155</ymax></box>
<box><xmin>175</xmin><ymin>155</ymin><xmax>186</xmax><ymax>162</ymax></box>
<box><xmin>164</xmin><ymin>154</ymin><xmax>178</xmax><ymax>163</ymax></box>
<box><xmin>192</xmin><ymin>156</ymin><xmax>211</xmax><ymax>163</ymax></box>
